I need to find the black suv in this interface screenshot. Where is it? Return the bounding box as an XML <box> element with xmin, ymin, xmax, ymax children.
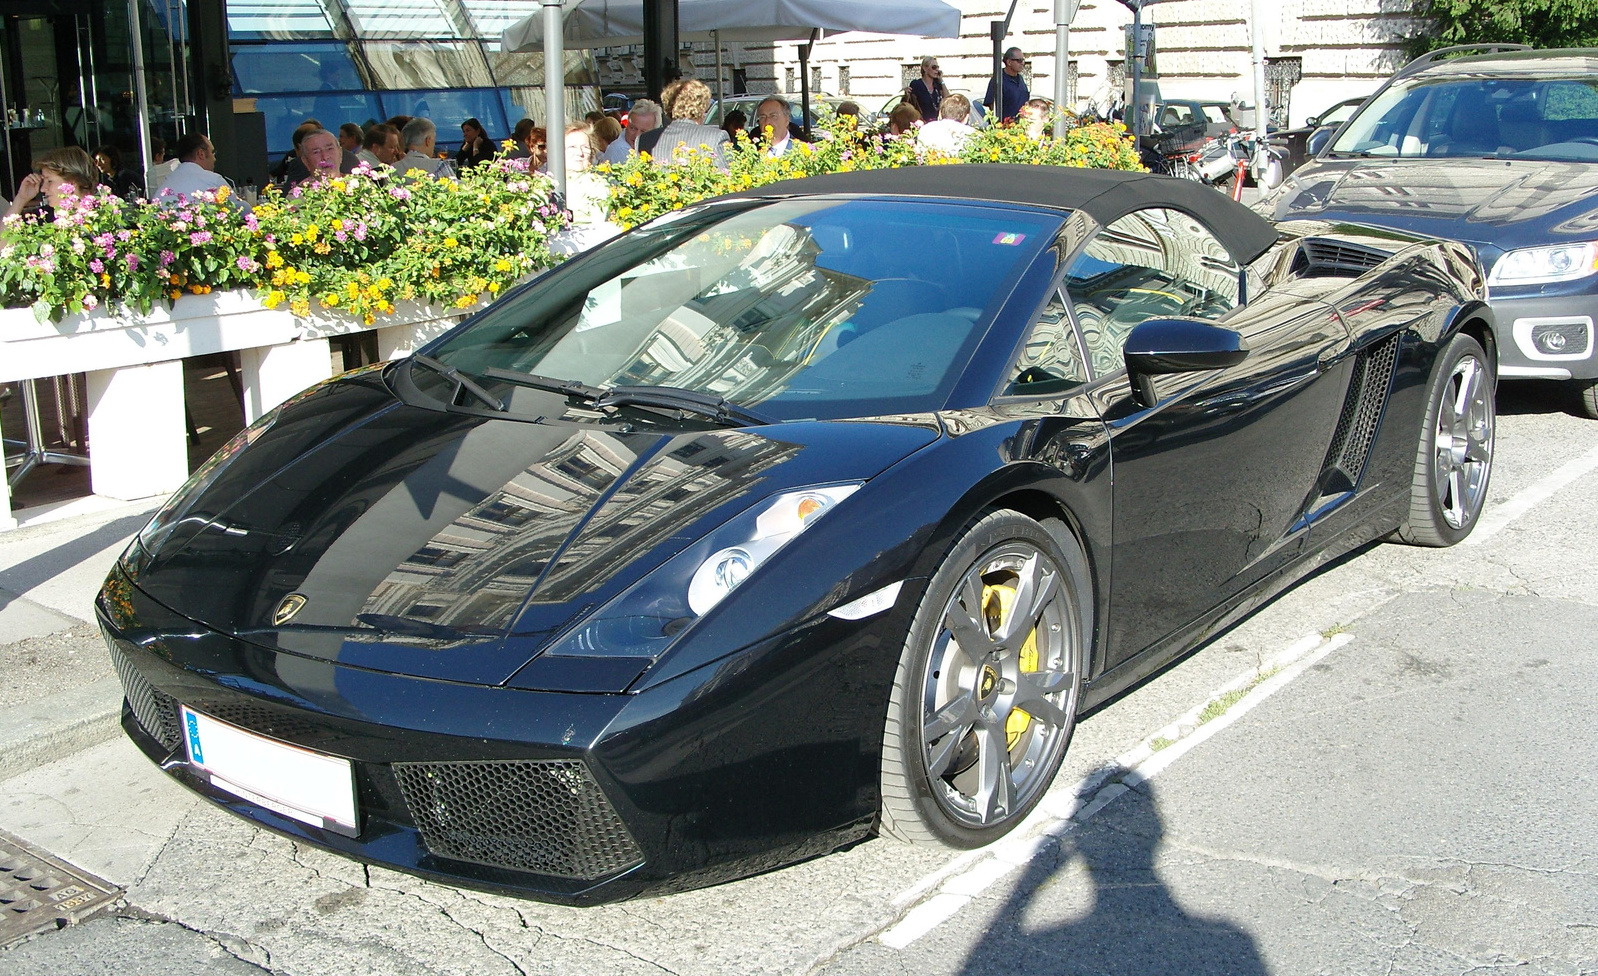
<box><xmin>1259</xmin><ymin>46</ymin><xmax>1598</xmax><ymax>414</ymax></box>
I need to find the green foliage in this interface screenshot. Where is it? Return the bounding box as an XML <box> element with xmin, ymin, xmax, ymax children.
<box><xmin>1</xmin><ymin>158</ymin><xmax>567</xmax><ymax>323</ymax></box>
<box><xmin>600</xmin><ymin>114</ymin><xmax>1143</xmax><ymax>231</ymax></box>
<box><xmin>1405</xmin><ymin>0</ymin><xmax>1598</xmax><ymax>57</ymax></box>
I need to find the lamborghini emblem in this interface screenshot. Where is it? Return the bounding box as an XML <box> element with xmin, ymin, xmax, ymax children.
<box><xmin>273</xmin><ymin>593</ymin><xmax>308</xmax><ymax>626</ymax></box>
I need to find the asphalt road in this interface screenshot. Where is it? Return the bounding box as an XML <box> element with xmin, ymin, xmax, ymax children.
<box><xmin>3</xmin><ymin>381</ymin><xmax>1595</xmax><ymax>976</ymax></box>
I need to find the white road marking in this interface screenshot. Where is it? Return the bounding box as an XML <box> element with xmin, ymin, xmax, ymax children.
<box><xmin>878</xmin><ymin>631</ymin><xmax>1352</xmax><ymax>950</ymax></box>
<box><xmin>1463</xmin><ymin>441</ymin><xmax>1598</xmax><ymax>546</ymax></box>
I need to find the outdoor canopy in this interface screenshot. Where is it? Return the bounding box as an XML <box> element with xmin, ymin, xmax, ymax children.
<box><xmin>502</xmin><ymin>0</ymin><xmax>962</xmax><ymax>51</ymax></box>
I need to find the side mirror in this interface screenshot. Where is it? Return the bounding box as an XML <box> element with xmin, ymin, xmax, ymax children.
<box><xmin>1306</xmin><ymin>114</ymin><xmax>1322</xmax><ymax>128</ymax></box>
<box><xmin>1123</xmin><ymin>317</ymin><xmax>1250</xmax><ymax>407</ymax></box>
<box><xmin>1306</xmin><ymin>125</ymin><xmax>1334</xmax><ymax>157</ymax></box>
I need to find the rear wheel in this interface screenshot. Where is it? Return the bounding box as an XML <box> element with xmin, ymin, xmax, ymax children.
<box><xmin>1392</xmin><ymin>334</ymin><xmax>1495</xmax><ymax>547</ymax></box>
<box><xmin>879</xmin><ymin>511</ymin><xmax>1091</xmax><ymax>848</ymax></box>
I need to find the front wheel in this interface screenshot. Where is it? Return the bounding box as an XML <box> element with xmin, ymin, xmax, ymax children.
<box><xmin>1392</xmin><ymin>334</ymin><xmax>1495</xmax><ymax>547</ymax></box>
<box><xmin>879</xmin><ymin>511</ymin><xmax>1092</xmax><ymax>848</ymax></box>
<box><xmin>1573</xmin><ymin>378</ymin><xmax>1598</xmax><ymax>420</ymax></box>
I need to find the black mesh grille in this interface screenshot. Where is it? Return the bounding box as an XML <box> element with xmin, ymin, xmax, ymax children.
<box><xmin>393</xmin><ymin>760</ymin><xmax>643</xmax><ymax>881</ymax></box>
<box><xmin>106</xmin><ymin>638</ymin><xmax>182</xmax><ymax>752</ymax></box>
<box><xmin>1324</xmin><ymin>333</ymin><xmax>1401</xmax><ymax>488</ymax></box>
<box><xmin>1293</xmin><ymin>239</ymin><xmax>1393</xmax><ymax>278</ymax></box>
<box><xmin>200</xmin><ymin>700</ymin><xmax>327</xmax><ymax>745</ymax></box>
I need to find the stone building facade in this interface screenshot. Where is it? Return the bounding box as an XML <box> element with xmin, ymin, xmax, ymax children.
<box><xmin>680</xmin><ymin>1</ymin><xmax>1426</xmax><ymax>129</ymax></box>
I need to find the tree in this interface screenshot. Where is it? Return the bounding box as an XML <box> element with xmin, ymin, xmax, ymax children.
<box><xmin>1406</xmin><ymin>0</ymin><xmax>1598</xmax><ymax>57</ymax></box>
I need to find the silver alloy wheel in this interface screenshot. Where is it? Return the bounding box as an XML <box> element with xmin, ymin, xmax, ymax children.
<box><xmin>1433</xmin><ymin>353</ymin><xmax>1494</xmax><ymax>529</ymax></box>
<box><xmin>919</xmin><ymin>542</ymin><xmax>1077</xmax><ymax>828</ymax></box>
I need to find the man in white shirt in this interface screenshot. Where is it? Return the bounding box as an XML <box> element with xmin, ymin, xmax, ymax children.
<box><xmin>158</xmin><ymin>133</ymin><xmax>251</xmax><ymax>213</ymax></box>
<box><xmin>600</xmin><ymin>99</ymin><xmax>661</xmax><ymax>165</ymax></box>
<box><xmin>756</xmin><ymin>97</ymin><xmax>794</xmax><ymax>156</ymax></box>
<box><xmin>395</xmin><ymin>118</ymin><xmax>457</xmax><ymax>180</ymax></box>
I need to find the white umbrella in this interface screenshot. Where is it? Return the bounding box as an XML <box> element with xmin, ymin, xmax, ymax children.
<box><xmin>503</xmin><ymin>0</ymin><xmax>961</xmax><ymax>137</ymax></box>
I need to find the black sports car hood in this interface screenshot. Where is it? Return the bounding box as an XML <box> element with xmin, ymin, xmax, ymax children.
<box><xmin>122</xmin><ymin>368</ymin><xmax>938</xmax><ymax>685</ymax></box>
<box><xmin>1266</xmin><ymin>157</ymin><xmax>1598</xmax><ymax>257</ymax></box>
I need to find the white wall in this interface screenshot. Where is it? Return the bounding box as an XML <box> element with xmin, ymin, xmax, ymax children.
<box><xmin>697</xmin><ymin>1</ymin><xmax>1418</xmax><ymax>129</ymax></box>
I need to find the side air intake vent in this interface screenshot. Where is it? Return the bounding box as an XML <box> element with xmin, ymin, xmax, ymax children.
<box><xmin>1291</xmin><ymin>239</ymin><xmax>1394</xmax><ymax>278</ymax></box>
<box><xmin>394</xmin><ymin>759</ymin><xmax>644</xmax><ymax>881</ymax></box>
<box><xmin>106</xmin><ymin>638</ymin><xmax>183</xmax><ymax>752</ymax></box>
<box><xmin>1322</xmin><ymin>332</ymin><xmax>1402</xmax><ymax>490</ymax></box>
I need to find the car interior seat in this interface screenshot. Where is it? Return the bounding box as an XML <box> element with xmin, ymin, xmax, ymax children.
<box><xmin>1496</xmin><ymin>98</ymin><xmax>1548</xmax><ymax>153</ymax></box>
<box><xmin>1442</xmin><ymin>97</ymin><xmax>1503</xmax><ymax>155</ymax></box>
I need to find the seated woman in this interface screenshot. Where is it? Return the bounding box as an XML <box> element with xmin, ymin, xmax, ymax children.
<box><xmin>4</xmin><ymin>147</ymin><xmax>101</xmax><ymax>221</ymax></box>
<box><xmin>550</xmin><ymin>122</ymin><xmax>623</xmax><ymax>257</ymax></box>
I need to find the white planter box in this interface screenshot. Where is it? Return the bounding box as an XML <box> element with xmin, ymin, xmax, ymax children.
<box><xmin>1</xmin><ymin>290</ymin><xmax>480</xmax><ymax>530</ymax></box>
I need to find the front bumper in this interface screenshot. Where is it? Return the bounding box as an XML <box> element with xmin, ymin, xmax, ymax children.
<box><xmin>98</xmin><ymin>566</ymin><xmax>905</xmax><ymax>904</ymax></box>
<box><xmin>1486</xmin><ymin>291</ymin><xmax>1598</xmax><ymax>381</ymax></box>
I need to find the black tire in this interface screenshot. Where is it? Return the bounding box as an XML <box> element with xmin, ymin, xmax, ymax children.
<box><xmin>1574</xmin><ymin>379</ymin><xmax>1598</xmax><ymax>420</ymax></box>
<box><xmin>1392</xmin><ymin>334</ymin><xmax>1495</xmax><ymax>547</ymax></box>
<box><xmin>879</xmin><ymin>510</ymin><xmax>1092</xmax><ymax>848</ymax></box>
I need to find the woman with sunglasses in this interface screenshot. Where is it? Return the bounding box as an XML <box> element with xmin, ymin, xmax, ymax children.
<box><xmin>906</xmin><ymin>56</ymin><xmax>948</xmax><ymax>123</ymax></box>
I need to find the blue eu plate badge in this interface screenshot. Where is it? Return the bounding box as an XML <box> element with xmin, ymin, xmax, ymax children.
<box><xmin>185</xmin><ymin>711</ymin><xmax>204</xmax><ymax>764</ymax></box>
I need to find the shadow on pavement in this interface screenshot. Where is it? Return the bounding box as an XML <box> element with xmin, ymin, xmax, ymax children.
<box><xmin>0</xmin><ymin>513</ymin><xmax>150</xmax><ymax>614</ymax></box>
<box><xmin>958</xmin><ymin>771</ymin><xmax>1267</xmax><ymax>976</ymax></box>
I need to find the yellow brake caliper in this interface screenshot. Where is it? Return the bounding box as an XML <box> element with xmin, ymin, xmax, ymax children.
<box><xmin>982</xmin><ymin>583</ymin><xmax>1038</xmax><ymax>749</ymax></box>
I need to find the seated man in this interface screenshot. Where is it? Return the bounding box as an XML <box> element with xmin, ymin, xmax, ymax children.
<box><xmin>396</xmin><ymin>118</ymin><xmax>458</xmax><ymax>180</ymax></box>
<box><xmin>158</xmin><ymin>132</ymin><xmax>251</xmax><ymax>214</ymax></box>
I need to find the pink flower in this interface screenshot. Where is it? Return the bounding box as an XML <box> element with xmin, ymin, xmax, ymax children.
<box><xmin>160</xmin><ymin>250</ymin><xmax>176</xmax><ymax>267</ymax></box>
<box><xmin>352</xmin><ymin>223</ymin><xmax>367</xmax><ymax>241</ymax></box>
<box><xmin>235</xmin><ymin>255</ymin><xmax>258</xmax><ymax>273</ymax></box>
<box><xmin>189</xmin><ymin>231</ymin><xmax>213</xmax><ymax>245</ymax></box>
<box><xmin>88</xmin><ymin>258</ymin><xmax>105</xmax><ymax>273</ymax></box>
<box><xmin>244</xmin><ymin>214</ymin><xmax>259</xmax><ymax>231</ymax></box>
<box><xmin>125</xmin><ymin>253</ymin><xmax>139</xmax><ymax>271</ymax></box>
<box><xmin>38</xmin><ymin>243</ymin><xmax>54</xmax><ymax>258</ymax></box>
<box><xmin>117</xmin><ymin>229</ymin><xmax>133</xmax><ymax>242</ymax></box>
<box><xmin>389</xmin><ymin>187</ymin><xmax>411</xmax><ymax>200</ymax></box>
<box><xmin>82</xmin><ymin>295</ymin><xmax>99</xmax><ymax>311</ymax></box>
<box><xmin>38</xmin><ymin>259</ymin><xmax>55</xmax><ymax>274</ymax></box>
<box><xmin>93</xmin><ymin>233</ymin><xmax>114</xmax><ymax>248</ymax></box>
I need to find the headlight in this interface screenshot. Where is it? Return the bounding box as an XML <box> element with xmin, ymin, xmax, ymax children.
<box><xmin>542</xmin><ymin>483</ymin><xmax>860</xmax><ymax>661</ymax></box>
<box><xmin>1488</xmin><ymin>242</ymin><xmax>1598</xmax><ymax>287</ymax></box>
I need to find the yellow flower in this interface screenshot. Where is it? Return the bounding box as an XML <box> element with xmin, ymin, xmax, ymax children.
<box><xmin>494</xmin><ymin>259</ymin><xmax>511</xmax><ymax>273</ymax></box>
<box><xmin>215</xmin><ymin>184</ymin><xmax>231</xmax><ymax>204</ymax></box>
<box><xmin>305</xmin><ymin>224</ymin><xmax>319</xmax><ymax>242</ymax></box>
<box><xmin>290</xmin><ymin>298</ymin><xmax>310</xmax><ymax>316</ymax></box>
<box><xmin>265</xmin><ymin>251</ymin><xmax>284</xmax><ymax>269</ymax></box>
<box><xmin>489</xmin><ymin>282</ymin><xmax>500</xmax><ymax>294</ymax></box>
<box><xmin>291</xmin><ymin>233</ymin><xmax>304</xmax><ymax>246</ymax></box>
<box><xmin>331</xmin><ymin>218</ymin><xmax>344</xmax><ymax>232</ymax></box>
<box><xmin>346</xmin><ymin>282</ymin><xmax>360</xmax><ymax>298</ymax></box>
<box><xmin>324</xmin><ymin>293</ymin><xmax>340</xmax><ymax>307</ymax></box>
<box><xmin>444</xmin><ymin>237</ymin><xmax>459</xmax><ymax>248</ymax></box>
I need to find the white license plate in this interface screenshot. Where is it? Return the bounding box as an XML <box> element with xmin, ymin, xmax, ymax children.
<box><xmin>182</xmin><ymin>707</ymin><xmax>358</xmax><ymax>837</ymax></box>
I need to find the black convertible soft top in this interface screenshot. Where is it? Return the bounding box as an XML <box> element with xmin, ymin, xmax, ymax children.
<box><xmin>725</xmin><ymin>164</ymin><xmax>1282</xmax><ymax>265</ymax></box>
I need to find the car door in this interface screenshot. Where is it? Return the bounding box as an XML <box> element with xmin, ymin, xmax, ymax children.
<box><xmin>1068</xmin><ymin>208</ymin><xmax>1352</xmax><ymax>670</ymax></box>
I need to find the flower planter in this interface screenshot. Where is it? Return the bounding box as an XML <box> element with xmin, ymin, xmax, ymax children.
<box><xmin>1</xmin><ymin>290</ymin><xmax>479</xmax><ymax>530</ymax></box>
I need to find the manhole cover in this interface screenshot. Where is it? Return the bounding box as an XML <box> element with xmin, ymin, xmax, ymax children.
<box><xmin>0</xmin><ymin>828</ymin><xmax>122</xmax><ymax>948</ymax></box>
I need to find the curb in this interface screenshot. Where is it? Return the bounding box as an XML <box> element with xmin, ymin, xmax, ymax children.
<box><xmin>0</xmin><ymin>676</ymin><xmax>124</xmax><ymax>782</ymax></box>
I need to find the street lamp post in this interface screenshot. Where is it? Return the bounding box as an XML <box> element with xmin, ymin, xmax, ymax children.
<box><xmin>1054</xmin><ymin>0</ymin><xmax>1080</xmax><ymax>138</ymax></box>
<box><xmin>1114</xmin><ymin>0</ymin><xmax>1178</xmax><ymax>137</ymax></box>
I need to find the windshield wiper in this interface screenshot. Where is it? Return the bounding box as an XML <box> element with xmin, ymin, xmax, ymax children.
<box><xmin>412</xmin><ymin>355</ymin><xmax>505</xmax><ymax>412</ymax></box>
<box><xmin>594</xmin><ymin>386</ymin><xmax>775</xmax><ymax>428</ymax></box>
<box><xmin>479</xmin><ymin>367</ymin><xmax>605</xmax><ymax>403</ymax></box>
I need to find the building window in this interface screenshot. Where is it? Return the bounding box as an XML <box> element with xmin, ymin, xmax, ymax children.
<box><xmin>785</xmin><ymin>66</ymin><xmax>795</xmax><ymax>93</ymax></box>
<box><xmin>839</xmin><ymin>65</ymin><xmax>850</xmax><ymax>95</ymax></box>
<box><xmin>811</xmin><ymin>66</ymin><xmax>821</xmax><ymax>92</ymax></box>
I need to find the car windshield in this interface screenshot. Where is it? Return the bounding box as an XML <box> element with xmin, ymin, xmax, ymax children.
<box><xmin>424</xmin><ymin>197</ymin><xmax>1060</xmax><ymax>421</ymax></box>
<box><xmin>1329</xmin><ymin>73</ymin><xmax>1598</xmax><ymax>161</ymax></box>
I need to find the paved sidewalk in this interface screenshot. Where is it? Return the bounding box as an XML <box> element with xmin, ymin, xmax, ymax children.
<box><xmin>0</xmin><ymin>496</ymin><xmax>162</xmax><ymax>780</ymax></box>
